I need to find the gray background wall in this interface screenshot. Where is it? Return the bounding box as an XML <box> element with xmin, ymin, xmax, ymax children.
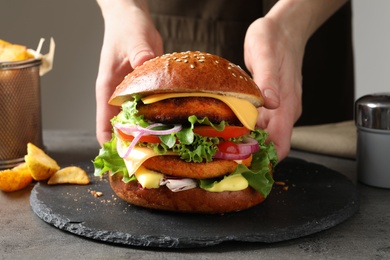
<box><xmin>1</xmin><ymin>1</ymin><xmax>389</xmax><ymax>132</ymax></box>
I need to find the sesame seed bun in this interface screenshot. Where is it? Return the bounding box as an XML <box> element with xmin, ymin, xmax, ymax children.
<box><xmin>108</xmin><ymin>51</ymin><xmax>264</xmax><ymax>107</ymax></box>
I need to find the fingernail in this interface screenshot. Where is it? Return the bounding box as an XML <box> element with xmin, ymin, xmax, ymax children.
<box><xmin>264</xmin><ymin>88</ymin><xmax>277</xmax><ymax>100</ymax></box>
<box><xmin>132</xmin><ymin>50</ymin><xmax>155</xmax><ymax>67</ymax></box>
<box><xmin>263</xmin><ymin>88</ymin><xmax>280</xmax><ymax>107</ymax></box>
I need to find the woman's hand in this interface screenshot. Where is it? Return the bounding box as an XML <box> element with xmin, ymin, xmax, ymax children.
<box><xmin>95</xmin><ymin>0</ymin><xmax>163</xmax><ymax>145</ymax></box>
<box><xmin>244</xmin><ymin>17</ymin><xmax>303</xmax><ymax>161</ymax></box>
<box><xmin>244</xmin><ymin>0</ymin><xmax>349</xmax><ymax>161</ymax></box>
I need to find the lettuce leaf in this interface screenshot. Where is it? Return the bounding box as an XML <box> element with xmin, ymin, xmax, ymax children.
<box><xmin>199</xmin><ymin>129</ymin><xmax>277</xmax><ymax>197</ymax></box>
<box><xmin>93</xmin><ymin>135</ymin><xmax>135</xmax><ymax>183</ymax></box>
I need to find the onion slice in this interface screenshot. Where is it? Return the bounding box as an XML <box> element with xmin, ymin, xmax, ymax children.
<box><xmin>213</xmin><ymin>151</ymin><xmax>252</xmax><ymax>160</ymax></box>
<box><xmin>114</xmin><ymin>123</ymin><xmax>182</xmax><ymax>158</ymax></box>
<box><xmin>160</xmin><ymin>177</ymin><xmax>197</xmax><ymax>192</ymax></box>
<box><xmin>115</xmin><ymin>123</ymin><xmax>182</xmax><ymax>136</ymax></box>
<box><xmin>237</xmin><ymin>137</ymin><xmax>260</xmax><ymax>154</ymax></box>
<box><xmin>213</xmin><ymin>137</ymin><xmax>259</xmax><ymax>160</ymax></box>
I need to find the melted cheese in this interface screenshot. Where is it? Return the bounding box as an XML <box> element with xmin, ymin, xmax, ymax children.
<box><xmin>122</xmin><ymin>146</ymin><xmax>176</xmax><ymax>176</ymax></box>
<box><xmin>204</xmin><ymin>174</ymin><xmax>248</xmax><ymax>192</ymax></box>
<box><xmin>135</xmin><ymin>166</ymin><xmax>164</xmax><ymax>189</ymax></box>
<box><xmin>141</xmin><ymin>92</ymin><xmax>258</xmax><ymax>130</ymax></box>
<box><xmin>122</xmin><ymin>146</ymin><xmax>159</xmax><ymax>176</ymax></box>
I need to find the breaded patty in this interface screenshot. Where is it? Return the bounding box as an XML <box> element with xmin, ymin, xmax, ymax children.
<box><xmin>142</xmin><ymin>155</ymin><xmax>252</xmax><ymax>179</ymax></box>
<box><xmin>137</xmin><ymin>97</ymin><xmax>241</xmax><ymax>125</ymax></box>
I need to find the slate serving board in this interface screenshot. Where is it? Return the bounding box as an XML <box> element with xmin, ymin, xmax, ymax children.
<box><xmin>30</xmin><ymin>157</ymin><xmax>359</xmax><ymax>248</ymax></box>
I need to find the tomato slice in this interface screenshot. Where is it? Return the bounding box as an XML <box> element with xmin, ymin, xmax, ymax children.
<box><xmin>193</xmin><ymin>126</ymin><xmax>250</xmax><ymax>140</ymax></box>
<box><xmin>117</xmin><ymin>129</ymin><xmax>162</xmax><ymax>143</ymax></box>
<box><xmin>217</xmin><ymin>141</ymin><xmax>240</xmax><ymax>154</ymax></box>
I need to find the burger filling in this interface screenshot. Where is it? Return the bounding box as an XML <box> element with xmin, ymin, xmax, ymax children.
<box><xmin>94</xmin><ymin>94</ymin><xmax>278</xmax><ymax>198</ymax></box>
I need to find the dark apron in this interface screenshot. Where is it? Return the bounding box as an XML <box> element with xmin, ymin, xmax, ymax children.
<box><xmin>148</xmin><ymin>0</ymin><xmax>354</xmax><ymax>126</ymax></box>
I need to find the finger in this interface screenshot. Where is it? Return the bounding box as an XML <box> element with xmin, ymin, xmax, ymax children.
<box><xmin>244</xmin><ymin>22</ymin><xmax>281</xmax><ymax>110</ymax></box>
<box><xmin>256</xmin><ymin>76</ymin><xmax>280</xmax><ymax>110</ymax></box>
<box><xmin>130</xmin><ymin>47</ymin><xmax>156</xmax><ymax>69</ymax></box>
<box><xmin>257</xmin><ymin>106</ymin><xmax>294</xmax><ymax>161</ymax></box>
<box><xmin>96</xmin><ymin>74</ymin><xmax>121</xmax><ymax>145</ymax></box>
<box><xmin>128</xmin><ymin>33</ymin><xmax>163</xmax><ymax>69</ymax></box>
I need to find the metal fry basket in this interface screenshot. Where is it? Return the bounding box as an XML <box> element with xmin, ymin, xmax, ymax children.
<box><xmin>0</xmin><ymin>59</ymin><xmax>43</xmax><ymax>169</ymax></box>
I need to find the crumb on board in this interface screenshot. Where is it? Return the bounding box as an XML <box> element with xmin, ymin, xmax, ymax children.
<box><xmin>90</xmin><ymin>190</ymin><xmax>103</xmax><ymax>198</ymax></box>
<box><xmin>275</xmin><ymin>180</ymin><xmax>289</xmax><ymax>191</ymax></box>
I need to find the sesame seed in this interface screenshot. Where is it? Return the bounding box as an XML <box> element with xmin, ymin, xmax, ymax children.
<box><xmin>184</xmin><ymin>59</ymin><xmax>188</xmax><ymax>63</ymax></box>
<box><xmin>232</xmin><ymin>73</ymin><xmax>236</xmax><ymax>77</ymax></box>
<box><xmin>198</xmin><ymin>59</ymin><xmax>205</xmax><ymax>63</ymax></box>
<box><xmin>176</xmin><ymin>59</ymin><xmax>182</xmax><ymax>62</ymax></box>
<box><xmin>190</xmin><ymin>64</ymin><xmax>195</xmax><ymax>69</ymax></box>
<box><xmin>215</xmin><ymin>60</ymin><xmax>219</xmax><ymax>64</ymax></box>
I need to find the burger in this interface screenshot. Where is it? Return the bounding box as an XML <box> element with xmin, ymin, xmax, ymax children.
<box><xmin>93</xmin><ymin>51</ymin><xmax>278</xmax><ymax>214</ymax></box>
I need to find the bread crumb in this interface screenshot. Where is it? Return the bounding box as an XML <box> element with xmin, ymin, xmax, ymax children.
<box><xmin>90</xmin><ymin>190</ymin><xmax>103</xmax><ymax>197</ymax></box>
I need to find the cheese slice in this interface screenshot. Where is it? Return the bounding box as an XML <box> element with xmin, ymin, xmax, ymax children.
<box><xmin>142</xmin><ymin>93</ymin><xmax>258</xmax><ymax>130</ymax></box>
<box><xmin>135</xmin><ymin>166</ymin><xmax>164</xmax><ymax>189</ymax></box>
<box><xmin>122</xmin><ymin>146</ymin><xmax>176</xmax><ymax>176</ymax></box>
<box><xmin>204</xmin><ymin>174</ymin><xmax>248</xmax><ymax>192</ymax></box>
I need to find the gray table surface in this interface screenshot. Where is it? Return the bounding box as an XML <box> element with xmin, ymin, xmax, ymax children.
<box><xmin>1</xmin><ymin>130</ymin><xmax>389</xmax><ymax>260</ymax></box>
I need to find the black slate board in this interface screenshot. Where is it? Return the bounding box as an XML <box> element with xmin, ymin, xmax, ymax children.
<box><xmin>30</xmin><ymin>157</ymin><xmax>359</xmax><ymax>248</ymax></box>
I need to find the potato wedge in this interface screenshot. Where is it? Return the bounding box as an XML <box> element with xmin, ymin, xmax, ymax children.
<box><xmin>48</xmin><ymin>166</ymin><xmax>90</xmax><ymax>185</ymax></box>
<box><xmin>25</xmin><ymin>143</ymin><xmax>60</xmax><ymax>181</ymax></box>
<box><xmin>0</xmin><ymin>163</ymin><xmax>33</xmax><ymax>192</ymax></box>
<box><xmin>0</xmin><ymin>39</ymin><xmax>34</xmax><ymax>62</ymax></box>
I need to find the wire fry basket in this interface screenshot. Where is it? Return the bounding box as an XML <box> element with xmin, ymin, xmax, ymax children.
<box><xmin>0</xmin><ymin>59</ymin><xmax>43</xmax><ymax>169</ymax></box>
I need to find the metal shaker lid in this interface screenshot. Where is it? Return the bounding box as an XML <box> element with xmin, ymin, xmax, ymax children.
<box><xmin>355</xmin><ymin>93</ymin><xmax>390</xmax><ymax>130</ymax></box>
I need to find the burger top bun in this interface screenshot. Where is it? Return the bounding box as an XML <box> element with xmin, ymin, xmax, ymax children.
<box><xmin>109</xmin><ymin>51</ymin><xmax>264</xmax><ymax>107</ymax></box>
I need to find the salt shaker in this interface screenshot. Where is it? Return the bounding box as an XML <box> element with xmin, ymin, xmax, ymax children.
<box><xmin>355</xmin><ymin>93</ymin><xmax>390</xmax><ymax>188</ymax></box>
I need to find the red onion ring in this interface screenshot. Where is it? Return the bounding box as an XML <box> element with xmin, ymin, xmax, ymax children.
<box><xmin>115</xmin><ymin>123</ymin><xmax>182</xmax><ymax>158</ymax></box>
<box><xmin>213</xmin><ymin>137</ymin><xmax>259</xmax><ymax>160</ymax></box>
<box><xmin>114</xmin><ymin>123</ymin><xmax>182</xmax><ymax>136</ymax></box>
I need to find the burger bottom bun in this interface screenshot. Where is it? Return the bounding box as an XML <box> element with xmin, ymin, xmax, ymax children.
<box><xmin>109</xmin><ymin>173</ymin><xmax>266</xmax><ymax>214</ymax></box>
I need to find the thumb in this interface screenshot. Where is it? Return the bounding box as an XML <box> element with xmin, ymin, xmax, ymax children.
<box><xmin>254</xmin><ymin>75</ymin><xmax>280</xmax><ymax>110</ymax></box>
<box><xmin>244</xmin><ymin>24</ymin><xmax>281</xmax><ymax>109</ymax></box>
<box><xmin>129</xmin><ymin>45</ymin><xmax>156</xmax><ymax>69</ymax></box>
<box><xmin>245</xmin><ymin>52</ymin><xmax>280</xmax><ymax>109</ymax></box>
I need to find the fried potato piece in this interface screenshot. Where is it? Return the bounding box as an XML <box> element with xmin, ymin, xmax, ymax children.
<box><xmin>0</xmin><ymin>163</ymin><xmax>33</xmax><ymax>192</ymax></box>
<box><xmin>25</xmin><ymin>143</ymin><xmax>60</xmax><ymax>181</ymax></box>
<box><xmin>0</xmin><ymin>39</ymin><xmax>34</xmax><ymax>62</ymax></box>
<box><xmin>48</xmin><ymin>166</ymin><xmax>90</xmax><ymax>185</ymax></box>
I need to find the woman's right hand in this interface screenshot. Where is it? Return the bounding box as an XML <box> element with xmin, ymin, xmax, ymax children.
<box><xmin>95</xmin><ymin>0</ymin><xmax>163</xmax><ymax>145</ymax></box>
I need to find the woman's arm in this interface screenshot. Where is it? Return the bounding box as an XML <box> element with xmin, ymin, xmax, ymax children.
<box><xmin>244</xmin><ymin>0</ymin><xmax>350</xmax><ymax>160</ymax></box>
